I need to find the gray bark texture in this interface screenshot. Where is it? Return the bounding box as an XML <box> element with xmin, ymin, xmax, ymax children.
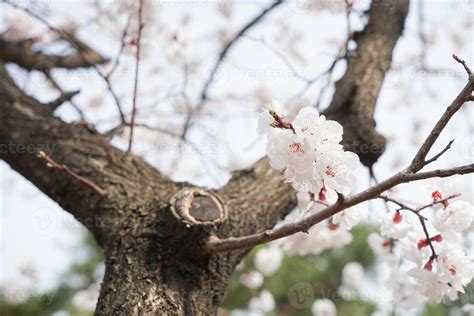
<box><xmin>0</xmin><ymin>0</ymin><xmax>409</xmax><ymax>314</ymax></box>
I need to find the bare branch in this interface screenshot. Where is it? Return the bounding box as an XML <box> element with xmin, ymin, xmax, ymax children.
<box><xmin>0</xmin><ymin>36</ymin><xmax>108</xmax><ymax>69</ymax></box>
<box><xmin>378</xmin><ymin>195</ymin><xmax>418</xmax><ymax>212</ymax></box>
<box><xmin>200</xmin><ymin>0</ymin><xmax>412</xmax><ymax>255</ymax></box>
<box><xmin>378</xmin><ymin>193</ymin><xmax>460</xmax><ymax>217</ymax></box>
<box><xmin>416</xmin><ymin>193</ymin><xmax>460</xmax><ymax>212</ymax></box>
<box><xmin>203</xmin><ymin>163</ymin><xmax>473</xmax><ymax>254</ymax></box>
<box><xmin>410</xmin><ymin>76</ymin><xmax>474</xmax><ymax>172</ymax></box>
<box><xmin>0</xmin><ymin>60</ymin><xmax>176</xmax><ymax>240</ymax></box>
<box><xmin>105</xmin><ymin>15</ymin><xmax>132</xmax><ymax>79</ymax></box>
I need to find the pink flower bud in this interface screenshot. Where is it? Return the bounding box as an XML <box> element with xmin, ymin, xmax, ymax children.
<box><xmin>393</xmin><ymin>212</ymin><xmax>403</xmax><ymax>224</ymax></box>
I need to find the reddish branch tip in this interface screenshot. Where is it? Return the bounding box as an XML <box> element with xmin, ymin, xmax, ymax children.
<box><xmin>37</xmin><ymin>151</ymin><xmax>106</xmax><ymax>197</ymax></box>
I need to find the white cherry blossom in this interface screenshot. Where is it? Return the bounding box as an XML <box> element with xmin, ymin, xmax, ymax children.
<box><xmin>257</xmin><ymin>104</ymin><xmax>474</xmax><ymax>307</ymax></box>
<box><xmin>339</xmin><ymin>261</ymin><xmax>364</xmax><ymax>299</ymax></box>
<box><xmin>266</xmin><ymin>130</ymin><xmax>315</xmax><ymax>173</ymax></box>
<box><xmin>341</xmin><ymin>262</ymin><xmax>364</xmax><ymax>289</ymax></box>
<box><xmin>367</xmin><ymin>232</ymin><xmax>397</xmax><ymax>264</ymax></box>
<box><xmin>379</xmin><ymin>211</ymin><xmax>411</xmax><ymax>239</ymax></box>
<box><xmin>248</xmin><ymin>290</ymin><xmax>276</xmax><ymax>314</ymax></box>
<box><xmin>311</xmin><ymin>298</ymin><xmax>336</xmax><ymax>316</ymax></box>
<box><xmin>462</xmin><ymin>304</ymin><xmax>474</xmax><ymax>316</ymax></box>
<box><xmin>433</xmin><ymin>200</ymin><xmax>473</xmax><ymax>232</ymax></box>
<box><xmin>425</xmin><ymin>177</ymin><xmax>459</xmax><ymax>207</ymax></box>
<box><xmin>387</xmin><ymin>268</ymin><xmax>426</xmax><ymax>310</ymax></box>
<box><xmin>332</xmin><ymin>205</ymin><xmax>361</xmax><ymax>230</ymax></box>
<box><xmin>313</xmin><ymin>149</ymin><xmax>359</xmax><ymax>196</ymax></box>
<box><xmin>435</xmin><ymin>246</ymin><xmax>473</xmax><ymax>294</ymax></box>
<box><xmin>254</xmin><ymin>245</ymin><xmax>283</xmax><ymax>277</ymax></box>
<box><xmin>260</xmin><ymin>105</ymin><xmax>359</xmax><ymax>197</ymax></box>
<box><xmin>293</xmin><ymin>107</ymin><xmax>343</xmax><ymax>147</ymax></box>
<box><xmin>283</xmin><ymin>223</ymin><xmax>353</xmax><ymax>256</ymax></box>
<box><xmin>240</xmin><ymin>271</ymin><xmax>264</xmax><ymax>289</ymax></box>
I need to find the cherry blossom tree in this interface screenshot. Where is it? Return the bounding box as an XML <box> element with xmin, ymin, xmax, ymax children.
<box><xmin>0</xmin><ymin>0</ymin><xmax>472</xmax><ymax>315</ymax></box>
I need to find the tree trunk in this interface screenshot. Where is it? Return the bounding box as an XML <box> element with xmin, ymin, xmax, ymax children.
<box><xmin>95</xmin><ymin>234</ymin><xmax>239</xmax><ymax>315</ymax></box>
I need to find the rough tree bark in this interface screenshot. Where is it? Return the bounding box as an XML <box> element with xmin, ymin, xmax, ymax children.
<box><xmin>0</xmin><ymin>0</ymin><xmax>409</xmax><ymax>314</ymax></box>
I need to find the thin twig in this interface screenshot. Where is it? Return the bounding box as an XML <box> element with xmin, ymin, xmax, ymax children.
<box><xmin>378</xmin><ymin>195</ymin><xmax>417</xmax><ymax>212</ymax></box>
<box><xmin>199</xmin><ymin>0</ymin><xmax>284</xmax><ymax>105</ymax></box>
<box><xmin>127</xmin><ymin>0</ymin><xmax>144</xmax><ymax>155</ymax></box>
<box><xmin>105</xmin><ymin>15</ymin><xmax>132</xmax><ymax>79</ymax></box>
<box><xmin>377</xmin><ymin>195</ymin><xmax>435</xmax><ymax>260</ymax></box>
<box><xmin>378</xmin><ymin>193</ymin><xmax>460</xmax><ymax>220</ymax></box>
<box><xmin>418</xmin><ymin>215</ymin><xmax>438</xmax><ymax>266</ymax></box>
<box><xmin>416</xmin><ymin>193</ymin><xmax>460</xmax><ymax>212</ymax></box>
<box><xmin>379</xmin><ymin>192</ymin><xmax>461</xmax><ymax>269</ymax></box>
<box><xmin>423</xmin><ymin>139</ymin><xmax>454</xmax><ymax>165</ymax></box>
<box><xmin>37</xmin><ymin>151</ymin><xmax>106</xmax><ymax>197</ymax></box>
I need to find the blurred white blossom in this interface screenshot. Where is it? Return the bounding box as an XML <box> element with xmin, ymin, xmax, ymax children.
<box><xmin>254</xmin><ymin>246</ymin><xmax>283</xmax><ymax>277</ymax></box>
<box><xmin>311</xmin><ymin>298</ymin><xmax>336</xmax><ymax>316</ymax></box>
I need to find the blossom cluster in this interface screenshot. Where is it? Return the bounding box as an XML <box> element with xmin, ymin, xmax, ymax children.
<box><xmin>258</xmin><ymin>103</ymin><xmax>359</xmax><ymax>204</ymax></box>
<box><xmin>281</xmin><ymin>197</ymin><xmax>360</xmax><ymax>256</ymax></box>
<box><xmin>258</xmin><ymin>103</ymin><xmax>361</xmax><ymax>255</ymax></box>
<box><xmin>369</xmin><ymin>181</ymin><xmax>473</xmax><ymax>307</ymax></box>
<box><xmin>257</xmin><ymin>103</ymin><xmax>473</xmax><ymax>310</ymax></box>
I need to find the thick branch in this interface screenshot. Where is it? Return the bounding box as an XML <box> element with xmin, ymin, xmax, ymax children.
<box><xmin>323</xmin><ymin>0</ymin><xmax>410</xmax><ymax>167</ymax></box>
<box><xmin>0</xmin><ymin>1</ymin><xmax>126</xmax><ymax>122</ymax></box>
<box><xmin>203</xmin><ymin>163</ymin><xmax>474</xmax><ymax>254</ymax></box>
<box><xmin>0</xmin><ymin>61</ymin><xmax>176</xmax><ymax>243</ymax></box>
<box><xmin>216</xmin><ymin>159</ymin><xmax>297</xmax><ymax>239</ymax></box>
<box><xmin>0</xmin><ymin>36</ymin><xmax>108</xmax><ymax>70</ymax></box>
<box><xmin>0</xmin><ymin>58</ymin><xmax>243</xmax><ymax>314</ymax></box>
